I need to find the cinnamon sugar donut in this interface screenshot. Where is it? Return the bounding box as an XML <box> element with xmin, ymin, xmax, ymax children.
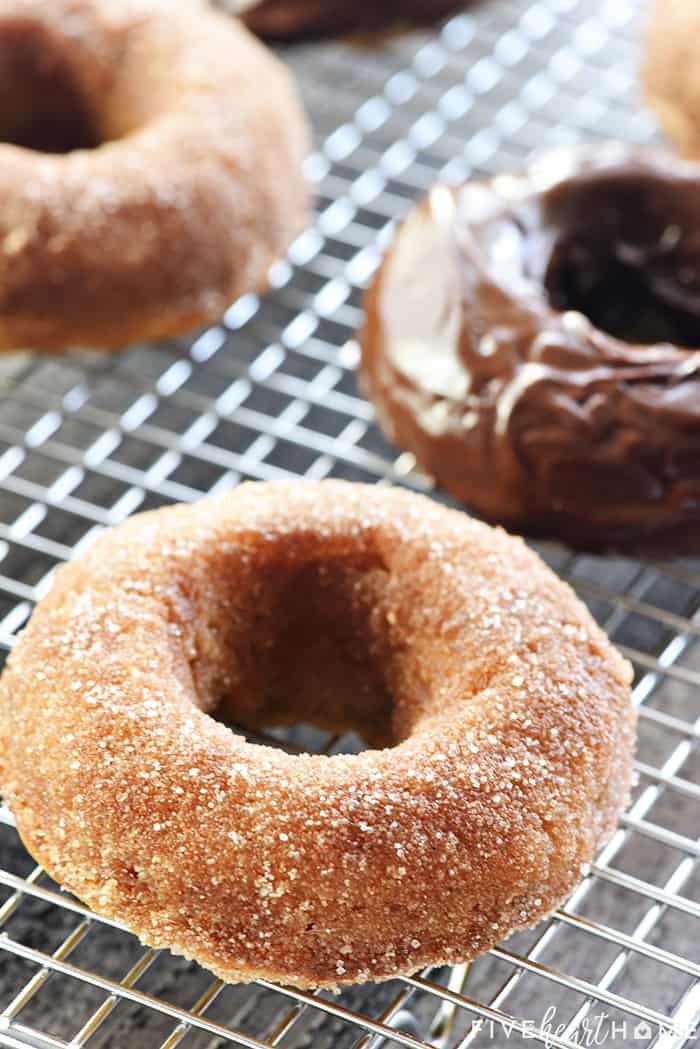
<box><xmin>0</xmin><ymin>481</ymin><xmax>635</xmax><ymax>989</ymax></box>
<box><xmin>221</xmin><ymin>0</ymin><xmax>464</xmax><ymax>39</ymax></box>
<box><xmin>0</xmin><ymin>0</ymin><xmax>309</xmax><ymax>350</ymax></box>
<box><xmin>360</xmin><ymin>145</ymin><xmax>700</xmax><ymax>555</ymax></box>
<box><xmin>644</xmin><ymin>0</ymin><xmax>700</xmax><ymax>156</ymax></box>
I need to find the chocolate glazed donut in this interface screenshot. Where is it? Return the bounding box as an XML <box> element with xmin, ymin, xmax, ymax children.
<box><xmin>360</xmin><ymin>145</ymin><xmax>700</xmax><ymax>555</ymax></box>
<box><xmin>222</xmin><ymin>0</ymin><xmax>464</xmax><ymax>39</ymax></box>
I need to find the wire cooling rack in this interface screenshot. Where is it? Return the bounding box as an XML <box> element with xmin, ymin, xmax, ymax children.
<box><xmin>2</xmin><ymin>0</ymin><xmax>700</xmax><ymax>1046</ymax></box>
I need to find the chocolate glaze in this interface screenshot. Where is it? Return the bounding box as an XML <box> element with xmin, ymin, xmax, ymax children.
<box><xmin>238</xmin><ymin>0</ymin><xmax>465</xmax><ymax>39</ymax></box>
<box><xmin>360</xmin><ymin>145</ymin><xmax>700</xmax><ymax>555</ymax></box>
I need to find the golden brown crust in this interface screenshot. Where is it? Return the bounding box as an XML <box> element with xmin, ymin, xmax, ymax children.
<box><xmin>643</xmin><ymin>0</ymin><xmax>700</xmax><ymax>155</ymax></box>
<box><xmin>0</xmin><ymin>480</ymin><xmax>635</xmax><ymax>988</ymax></box>
<box><xmin>0</xmin><ymin>0</ymin><xmax>309</xmax><ymax>350</ymax></box>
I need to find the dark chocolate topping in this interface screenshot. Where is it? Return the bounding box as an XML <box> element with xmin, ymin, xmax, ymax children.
<box><xmin>239</xmin><ymin>0</ymin><xmax>464</xmax><ymax>39</ymax></box>
<box><xmin>360</xmin><ymin>145</ymin><xmax>700</xmax><ymax>554</ymax></box>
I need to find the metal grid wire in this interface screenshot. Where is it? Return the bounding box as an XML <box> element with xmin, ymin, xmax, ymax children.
<box><xmin>1</xmin><ymin>0</ymin><xmax>699</xmax><ymax>1046</ymax></box>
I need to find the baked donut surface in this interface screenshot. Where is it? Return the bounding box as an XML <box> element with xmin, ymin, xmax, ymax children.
<box><xmin>360</xmin><ymin>145</ymin><xmax>700</xmax><ymax>555</ymax></box>
<box><xmin>0</xmin><ymin>480</ymin><xmax>634</xmax><ymax>989</ymax></box>
<box><xmin>221</xmin><ymin>0</ymin><xmax>463</xmax><ymax>39</ymax></box>
<box><xmin>0</xmin><ymin>0</ymin><xmax>309</xmax><ymax>350</ymax></box>
<box><xmin>644</xmin><ymin>0</ymin><xmax>700</xmax><ymax>156</ymax></box>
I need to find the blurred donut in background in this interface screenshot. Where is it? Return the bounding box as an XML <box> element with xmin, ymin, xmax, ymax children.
<box><xmin>219</xmin><ymin>0</ymin><xmax>465</xmax><ymax>40</ymax></box>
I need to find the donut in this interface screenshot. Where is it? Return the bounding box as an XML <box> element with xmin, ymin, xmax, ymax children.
<box><xmin>0</xmin><ymin>480</ymin><xmax>635</xmax><ymax>989</ymax></box>
<box><xmin>643</xmin><ymin>0</ymin><xmax>700</xmax><ymax>156</ymax></box>
<box><xmin>0</xmin><ymin>0</ymin><xmax>309</xmax><ymax>350</ymax></box>
<box><xmin>360</xmin><ymin>145</ymin><xmax>700</xmax><ymax>555</ymax></box>
<box><xmin>219</xmin><ymin>0</ymin><xmax>464</xmax><ymax>40</ymax></box>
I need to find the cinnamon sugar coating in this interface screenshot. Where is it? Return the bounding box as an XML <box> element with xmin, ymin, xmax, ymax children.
<box><xmin>644</xmin><ymin>0</ymin><xmax>700</xmax><ymax>156</ymax></box>
<box><xmin>0</xmin><ymin>0</ymin><xmax>309</xmax><ymax>350</ymax></box>
<box><xmin>0</xmin><ymin>481</ymin><xmax>635</xmax><ymax>989</ymax></box>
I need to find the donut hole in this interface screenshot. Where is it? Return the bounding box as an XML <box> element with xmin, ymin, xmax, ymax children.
<box><xmin>0</xmin><ymin>21</ymin><xmax>101</xmax><ymax>153</ymax></box>
<box><xmin>538</xmin><ymin>173</ymin><xmax>700</xmax><ymax>347</ymax></box>
<box><xmin>188</xmin><ymin>552</ymin><xmax>398</xmax><ymax>751</ymax></box>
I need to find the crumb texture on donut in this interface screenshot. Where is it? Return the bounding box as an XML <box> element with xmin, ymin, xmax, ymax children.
<box><xmin>360</xmin><ymin>146</ymin><xmax>700</xmax><ymax>555</ymax></box>
<box><xmin>0</xmin><ymin>481</ymin><xmax>635</xmax><ymax>989</ymax></box>
<box><xmin>0</xmin><ymin>0</ymin><xmax>309</xmax><ymax>350</ymax></box>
